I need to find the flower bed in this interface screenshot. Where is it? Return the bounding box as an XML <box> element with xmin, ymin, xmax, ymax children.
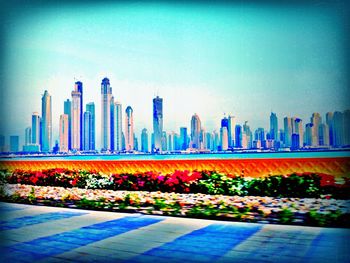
<box><xmin>2</xmin><ymin>169</ymin><xmax>349</xmax><ymax>199</ymax></box>
<box><xmin>1</xmin><ymin>169</ymin><xmax>349</xmax><ymax>227</ymax></box>
<box><xmin>1</xmin><ymin>184</ymin><xmax>349</xmax><ymax>227</ymax></box>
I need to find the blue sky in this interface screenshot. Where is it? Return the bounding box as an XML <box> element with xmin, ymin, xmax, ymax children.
<box><xmin>2</xmin><ymin>2</ymin><xmax>349</xmax><ymax>148</ymax></box>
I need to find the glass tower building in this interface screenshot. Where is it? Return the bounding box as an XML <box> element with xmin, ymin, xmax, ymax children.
<box><xmin>41</xmin><ymin>90</ymin><xmax>52</xmax><ymax>152</ymax></box>
<box><xmin>71</xmin><ymin>84</ymin><xmax>81</xmax><ymax>151</ymax></box>
<box><xmin>125</xmin><ymin>106</ymin><xmax>134</xmax><ymax>151</ymax></box>
<box><xmin>101</xmin><ymin>78</ymin><xmax>112</xmax><ymax>151</ymax></box>
<box><xmin>86</xmin><ymin>102</ymin><xmax>95</xmax><ymax>150</ymax></box>
<box><xmin>64</xmin><ymin>99</ymin><xmax>72</xmax><ymax>150</ymax></box>
<box><xmin>75</xmin><ymin>81</ymin><xmax>83</xmax><ymax>150</ymax></box>
<box><xmin>114</xmin><ymin>102</ymin><xmax>122</xmax><ymax>151</ymax></box>
<box><xmin>153</xmin><ymin>96</ymin><xmax>163</xmax><ymax>152</ymax></box>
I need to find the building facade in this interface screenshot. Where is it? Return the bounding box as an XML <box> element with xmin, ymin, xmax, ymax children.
<box><xmin>71</xmin><ymin>84</ymin><xmax>81</xmax><ymax>150</ymax></box>
<box><xmin>59</xmin><ymin>114</ymin><xmax>69</xmax><ymax>152</ymax></box>
<box><xmin>190</xmin><ymin>114</ymin><xmax>201</xmax><ymax>149</ymax></box>
<box><xmin>41</xmin><ymin>90</ymin><xmax>52</xmax><ymax>152</ymax></box>
<box><xmin>114</xmin><ymin>102</ymin><xmax>123</xmax><ymax>151</ymax></box>
<box><xmin>101</xmin><ymin>78</ymin><xmax>112</xmax><ymax>151</ymax></box>
<box><xmin>153</xmin><ymin>96</ymin><xmax>163</xmax><ymax>151</ymax></box>
<box><xmin>86</xmin><ymin>102</ymin><xmax>95</xmax><ymax>150</ymax></box>
<box><xmin>125</xmin><ymin>106</ymin><xmax>134</xmax><ymax>151</ymax></box>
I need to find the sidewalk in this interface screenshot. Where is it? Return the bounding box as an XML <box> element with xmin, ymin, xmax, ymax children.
<box><xmin>0</xmin><ymin>202</ymin><xmax>349</xmax><ymax>263</ymax></box>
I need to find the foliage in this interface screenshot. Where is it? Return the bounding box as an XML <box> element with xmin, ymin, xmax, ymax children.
<box><xmin>2</xmin><ymin>169</ymin><xmax>349</xmax><ymax>199</ymax></box>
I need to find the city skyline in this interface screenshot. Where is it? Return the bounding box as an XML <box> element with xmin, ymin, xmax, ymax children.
<box><xmin>1</xmin><ymin>2</ymin><xmax>349</xmax><ymax>149</ymax></box>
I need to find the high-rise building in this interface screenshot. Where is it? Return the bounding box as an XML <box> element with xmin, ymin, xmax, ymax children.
<box><xmin>305</xmin><ymin>123</ymin><xmax>317</xmax><ymax>146</ymax></box>
<box><xmin>75</xmin><ymin>81</ymin><xmax>83</xmax><ymax>150</ymax></box>
<box><xmin>83</xmin><ymin>111</ymin><xmax>92</xmax><ymax>151</ymax></box>
<box><xmin>235</xmin><ymin>125</ymin><xmax>242</xmax><ymax>148</ymax></box>
<box><xmin>344</xmin><ymin>110</ymin><xmax>350</xmax><ymax>146</ymax></box>
<box><xmin>293</xmin><ymin>118</ymin><xmax>303</xmax><ymax>148</ymax></box>
<box><xmin>101</xmin><ymin>77</ymin><xmax>112</xmax><ymax>151</ymax></box>
<box><xmin>59</xmin><ymin>114</ymin><xmax>69</xmax><ymax>152</ymax></box>
<box><xmin>41</xmin><ymin>90</ymin><xmax>52</xmax><ymax>152</ymax></box>
<box><xmin>153</xmin><ymin>96</ymin><xmax>163</xmax><ymax>151</ymax></box>
<box><xmin>64</xmin><ymin>99</ymin><xmax>72</xmax><ymax>150</ymax></box>
<box><xmin>134</xmin><ymin>133</ymin><xmax>138</xmax><ymax>151</ymax></box>
<box><xmin>10</xmin><ymin>136</ymin><xmax>19</xmax><ymax>152</ymax></box>
<box><xmin>141</xmin><ymin>128</ymin><xmax>149</xmax><ymax>152</ymax></box>
<box><xmin>228</xmin><ymin>115</ymin><xmax>235</xmax><ymax>147</ymax></box>
<box><xmin>333</xmin><ymin>111</ymin><xmax>344</xmax><ymax>147</ymax></box>
<box><xmin>221</xmin><ymin>117</ymin><xmax>229</xmax><ymax>149</ymax></box>
<box><xmin>71</xmin><ymin>84</ymin><xmax>81</xmax><ymax>151</ymax></box>
<box><xmin>213</xmin><ymin>130</ymin><xmax>220</xmax><ymax>151</ymax></box>
<box><xmin>311</xmin><ymin>113</ymin><xmax>321</xmax><ymax>146</ymax></box>
<box><xmin>220</xmin><ymin>127</ymin><xmax>228</xmax><ymax>151</ymax></box>
<box><xmin>205</xmin><ymin>132</ymin><xmax>214</xmax><ymax>150</ymax></box>
<box><xmin>190</xmin><ymin>114</ymin><xmax>201</xmax><ymax>149</ymax></box>
<box><xmin>161</xmin><ymin>131</ymin><xmax>167</xmax><ymax>151</ymax></box>
<box><xmin>25</xmin><ymin>127</ymin><xmax>31</xmax><ymax>145</ymax></box>
<box><xmin>254</xmin><ymin>128</ymin><xmax>265</xmax><ymax>142</ymax></box>
<box><xmin>0</xmin><ymin>135</ymin><xmax>5</xmax><ymax>152</ymax></box>
<box><xmin>270</xmin><ymin>112</ymin><xmax>278</xmax><ymax>141</ymax></box>
<box><xmin>125</xmin><ymin>106</ymin><xmax>134</xmax><ymax>151</ymax></box>
<box><xmin>86</xmin><ymin>102</ymin><xmax>95</xmax><ymax>150</ymax></box>
<box><xmin>319</xmin><ymin>123</ymin><xmax>330</xmax><ymax>146</ymax></box>
<box><xmin>283</xmin><ymin>117</ymin><xmax>292</xmax><ymax>147</ymax></box>
<box><xmin>243</xmin><ymin>121</ymin><xmax>252</xmax><ymax>149</ymax></box>
<box><xmin>326</xmin><ymin>112</ymin><xmax>334</xmax><ymax>146</ymax></box>
<box><xmin>31</xmin><ymin>112</ymin><xmax>40</xmax><ymax>146</ymax></box>
<box><xmin>114</xmin><ymin>102</ymin><xmax>122</xmax><ymax>152</ymax></box>
<box><xmin>110</xmin><ymin>96</ymin><xmax>115</xmax><ymax>151</ymax></box>
<box><xmin>180</xmin><ymin>127</ymin><xmax>188</xmax><ymax>150</ymax></box>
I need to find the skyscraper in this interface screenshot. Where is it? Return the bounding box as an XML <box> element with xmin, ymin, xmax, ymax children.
<box><xmin>110</xmin><ymin>96</ymin><xmax>115</xmax><ymax>151</ymax></box>
<box><xmin>190</xmin><ymin>114</ymin><xmax>201</xmax><ymax>149</ymax></box>
<box><xmin>64</xmin><ymin>99</ymin><xmax>72</xmax><ymax>150</ymax></box>
<box><xmin>83</xmin><ymin>111</ymin><xmax>91</xmax><ymax>151</ymax></box>
<box><xmin>125</xmin><ymin>106</ymin><xmax>134</xmax><ymax>151</ymax></box>
<box><xmin>153</xmin><ymin>96</ymin><xmax>163</xmax><ymax>151</ymax></box>
<box><xmin>235</xmin><ymin>125</ymin><xmax>242</xmax><ymax>148</ymax></box>
<box><xmin>86</xmin><ymin>102</ymin><xmax>95</xmax><ymax>150</ymax></box>
<box><xmin>319</xmin><ymin>123</ymin><xmax>330</xmax><ymax>146</ymax></box>
<box><xmin>10</xmin><ymin>136</ymin><xmax>19</xmax><ymax>152</ymax></box>
<box><xmin>344</xmin><ymin>110</ymin><xmax>350</xmax><ymax>146</ymax></box>
<box><xmin>228</xmin><ymin>115</ymin><xmax>235</xmax><ymax>147</ymax></box>
<box><xmin>59</xmin><ymin>114</ymin><xmax>69</xmax><ymax>152</ymax></box>
<box><xmin>270</xmin><ymin>112</ymin><xmax>278</xmax><ymax>141</ymax></box>
<box><xmin>75</xmin><ymin>81</ymin><xmax>83</xmax><ymax>150</ymax></box>
<box><xmin>305</xmin><ymin>123</ymin><xmax>316</xmax><ymax>146</ymax></box>
<box><xmin>220</xmin><ymin>127</ymin><xmax>228</xmax><ymax>151</ymax></box>
<box><xmin>71</xmin><ymin>84</ymin><xmax>81</xmax><ymax>151</ymax></box>
<box><xmin>31</xmin><ymin>112</ymin><xmax>40</xmax><ymax>146</ymax></box>
<box><xmin>25</xmin><ymin>127</ymin><xmax>31</xmax><ymax>145</ymax></box>
<box><xmin>41</xmin><ymin>90</ymin><xmax>52</xmax><ymax>152</ymax></box>
<box><xmin>333</xmin><ymin>111</ymin><xmax>344</xmax><ymax>147</ymax></box>
<box><xmin>141</xmin><ymin>128</ymin><xmax>149</xmax><ymax>152</ymax></box>
<box><xmin>101</xmin><ymin>77</ymin><xmax>112</xmax><ymax>151</ymax></box>
<box><xmin>294</xmin><ymin>118</ymin><xmax>303</xmax><ymax>148</ymax></box>
<box><xmin>311</xmin><ymin>113</ymin><xmax>321</xmax><ymax>146</ymax></box>
<box><xmin>283</xmin><ymin>117</ymin><xmax>292</xmax><ymax>147</ymax></box>
<box><xmin>180</xmin><ymin>127</ymin><xmax>188</xmax><ymax>150</ymax></box>
<box><xmin>114</xmin><ymin>102</ymin><xmax>122</xmax><ymax>152</ymax></box>
<box><xmin>326</xmin><ymin>112</ymin><xmax>334</xmax><ymax>146</ymax></box>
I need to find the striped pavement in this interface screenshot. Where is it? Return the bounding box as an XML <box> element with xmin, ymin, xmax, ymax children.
<box><xmin>0</xmin><ymin>202</ymin><xmax>349</xmax><ymax>263</ymax></box>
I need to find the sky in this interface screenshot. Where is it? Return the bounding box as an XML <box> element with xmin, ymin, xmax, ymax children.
<box><xmin>1</xmin><ymin>1</ymin><xmax>349</xmax><ymax>149</ymax></box>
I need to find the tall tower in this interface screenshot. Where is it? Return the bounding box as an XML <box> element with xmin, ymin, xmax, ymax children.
<box><xmin>283</xmin><ymin>117</ymin><xmax>292</xmax><ymax>147</ymax></box>
<box><xmin>86</xmin><ymin>102</ymin><xmax>95</xmax><ymax>150</ymax></box>
<box><xmin>326</xmin><ymin>112</ymin><xmax>334</xmax><ymax>146</ymax></box>
<box><xmin>25</xmin><ymin>127</ymin><xmax>31</xmax><ymax>145</ymax></box>
<box><xmin>114</xmin><ymin>102</ymin><xmax>123</xmax><ymax>151</ymax></box>
<box><xmin>270</xmin><ymin>112</ymin><xmax>278</xmax><ymax>141</ymax></box>
<box><xmin>71</xmin><ymin>84</ymin><xmax>81</xmax><ymax>150</ymax></box>
<box><xmin>64</xmin><ymin>99</ymin><xmax>72</xmax><ymax>150</ymax></box>
<box><xmin>153</xmin><ymin>96</ymin><xmax>163</xmax><ymax>151</ymax></box>
<box><xmin>101</xmin><ymin>77</ymin><xmax>112</xmax><ymax>151</ymax></box>
<box><xmin>110</xmin><ymin>96</ymin><xmax>115</xmax><ymax>151</ymax></box>
<box><xmin>228</xmin><ymin>115</ymin><xmax>235</xmax><ymax>147</ymax></box>
<box><xmin>333</xmin><ymin>111</ymin><xmax>344</xmax><ymax>147</ymax></box>
<box><xmin>190</xmin><ymin>114</ymin><xmax>201</xmax><ymax>149</ymax></box>
<box><xmin>125</xmin><ymin>106</ymin><xmax>134</xmax><ymax>151</ymax></box>
<box><xmin>83</xmin><ymin>111</ymin><xmax>91</xmax><ymax>151</ymax></box>
<box><xmin>220</xmin><ymin>127</ymin><xmax>228</xmax><ymax>151</ymax></box>
<box><xmin>31</xmin><ymin>112</ymin><xmax>41</xmax><ymax>146</ymax></box>
<box><xmin>41</xmin><ymin>90</ymin><xmax>52</xmax><ymax>152</ymax></box>
<box><xmin>75</xmin><ymin>81</ymin><xmax>83</xmax><ymax>150</ymax></box>
<box><xmin>294</xmin><ymin>118</ymin><xmax>303</xmax><ymax>148</ymax></box>
<box><xmin>311</xmin><ymin>113</ymin><xmax>321</xmax><ymax>146</ymax></box>
<box><xmin>59</xmin><ymin>114</ymin><xmax>69</xmax><ymax>152</ymax></box>
<box><xmin>180</xmin><ymin>127</ymin><xmax>188</xmax><ymax>150</ymax></box>
<box><xmin>141</xmin><ymin>128</ymin><xmax>149</xmax><ymax>152</ymax></box>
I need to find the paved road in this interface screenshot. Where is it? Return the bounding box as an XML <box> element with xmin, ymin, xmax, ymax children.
<box><xmin>0</xmin><ymin>202</ymin><xmax>349</xmax><ymax>263</ymax></box>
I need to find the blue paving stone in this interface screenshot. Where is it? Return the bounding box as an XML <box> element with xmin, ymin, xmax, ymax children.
<box><xmin>131</xmin><ymin>223</ymin><xmax>262</xmax><ymax>263</ymax></box>
<box><xmin>7</xmin><ymin>215</ymin><xmax>163</xmax><ymax>261</ymax></box>
<box><xmin>0</xmin><ymin>211</ymin><xmax>87</xmax><ymax>230</ymax></box>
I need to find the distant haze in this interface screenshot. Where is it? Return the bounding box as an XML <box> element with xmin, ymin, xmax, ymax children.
<box><xmin>1</xmin><ymin>1</ymin><xmax>349</xmax><ymax>149</ymax></box>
